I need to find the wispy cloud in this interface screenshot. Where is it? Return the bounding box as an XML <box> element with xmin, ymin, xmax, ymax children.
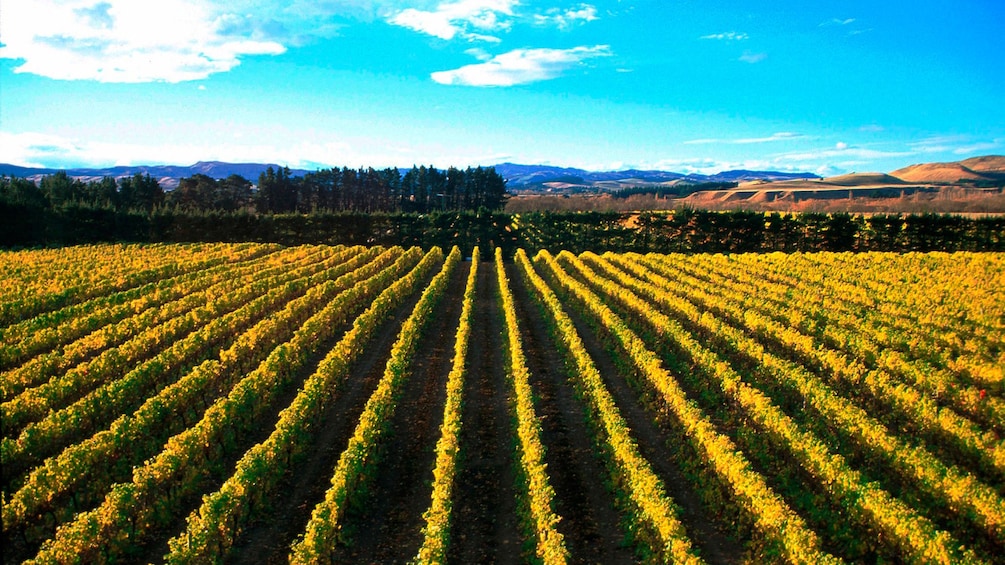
<box><xmin>0</xmin><ymin>131</ymin><xmax>353</xmax><ymax>169</ymax></box>
<box><xmin>0</xmin><ymin>130</ymin><xmax>523</xmax><ymax>170</ymax></box>
<box><xmin>953</xmin><ymin>141</ymin><xmax>1002</xmax><ymax>155</ymax></box>
<box><xmin>820</xmin><ymin>18</ymin><xmax>856</xmax><ymax>27</ymax></box>
<box><xmin>819</xmin><ymin>17</ymin><xmax>870</xmax><ymax>36</ymax></box>
<box><xmin>777</xmin><ymin>143</ymin><xmax>914</xmax><ymax>162</ymax></box>
<box><xmin>685</xmin><ymin>132</ymin><xmax>804</xmax><ymax>145</ymax></box>
<box><xmin>739</xmin><ymin>50</ymin><xmax>766</xmax><ymax>63</ymax></box>
<box><xmin>431</xmin><ymin>45</ymin><xmax>612</xmax><ymax>86</ymax></box>
<box><xmin>700</xmin><ymin>31</ymin><xmax>748</xmax><ymax>41</ymax></box>
<box><xmin>0</xmin><ymin>0</ymin><xmax>286</xmax><ymax>82</ymax></box>
<box><xmin>389</xmin><ymin>0</ymin><xmax>518</xmax><ymax>41</ymax></box>
<box><xmin>533</xmin><ymin>4</ymin><xmax>599</xmax><ymax>30</ymax></box>
<box><xmin>907</xmin><ymin>135</ymin><xmax>1000</xmax><ymax>155</ymax></box>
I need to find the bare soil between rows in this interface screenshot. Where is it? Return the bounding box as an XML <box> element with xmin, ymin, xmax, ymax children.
<box><xmin>326</xmin><ymin>260</ymin><xmax>469</xmax><ymax>563</ymax></box>
<box><xmin>225</xmin><ymin>267</ymin><xmax>445</xmax><ymax>564</ymax></box>
<box><xmin>508</xmin><ymin>262</ymin><xmax>637</xmax><ymax>563</ymax></box>
<box><xmin>540</xmin><ymin>259</ymin><xmax>744</xmax><ymax>564</ymax></box>
<box><xmin>447</xmin><ymin>263</ymin><xmax>524</xmax><ymax>564</ymax></box>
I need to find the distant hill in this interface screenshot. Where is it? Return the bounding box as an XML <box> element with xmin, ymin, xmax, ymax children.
<box><xmin>0</xmin><ymin>161</ymin><xmax>314</xmax><ymax>190</ymax></box>
<box><xmin>892</xmin><ymin>156</ymin><xmax>1005</xmax><ymax>184</ymax></box>
<box><xmin>495</xmin><ymin>162</ymin><xmax>818</xmax><ymax>192</ymax></box>
<box><xmin>0</xmin><ymin>160</ymin><xmax>821</xmax><ymax>193</ymax></box>
<box><xmin>4</xmin><ymin>156</ymin><xmax>1003</xmax><ymax>194</ymax></box>
<box><xmin>822</xmin><ymin>173</ymin><xmax>907</xmax><ymax>187</ymax></box>
<box><xmin>959</xmin><ymin>155</ymin><xmax>1005</xmax><ymax>174</ymax></box>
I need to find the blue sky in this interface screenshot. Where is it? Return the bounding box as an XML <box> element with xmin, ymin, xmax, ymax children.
<box><xmin>1</xmin><ymin>0</ymin><xmax>1002</xmax><ymax>175</ymax></box>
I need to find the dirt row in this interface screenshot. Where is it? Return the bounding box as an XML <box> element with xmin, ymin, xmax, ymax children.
<box><xmin>11</xmin><ymin>255</ymin><xmax>747</xmax><ymax>564</ymax></box>
<box><xmin>193</xmin><ymin>257</ymin><xmax>741</xmax><ymax>563</ymax></box>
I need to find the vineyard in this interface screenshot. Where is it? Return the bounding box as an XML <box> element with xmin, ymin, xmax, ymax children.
<box><xmin>2</xmin><ymin>243</ymin><xmax>1004</xmax><ymax>564</ymax></box>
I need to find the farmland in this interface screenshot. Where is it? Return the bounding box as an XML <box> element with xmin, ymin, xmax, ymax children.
<box><xmin>2</xmin><ymin>243</ymin><xmax>1004</xmax><ymax>564</ymax></box>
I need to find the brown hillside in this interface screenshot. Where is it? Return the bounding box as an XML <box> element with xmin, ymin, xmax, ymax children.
<box><xmin>960</xmin><ymin>155</ymin><xmax>1005</xmax><ymax>173</ymax></box>
<box><xmin>823</xmin><ymin>172</ymin><xmax>907</xmax><ymax>186</ymax></box>
<box><xmin>891</xmin><ymin>162</ymin><xmax>989</xmax><ymax>183</ymax></box>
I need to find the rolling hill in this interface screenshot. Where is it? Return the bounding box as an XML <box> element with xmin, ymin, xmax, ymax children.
<box><xmin>892</xmin><ymin>156</ymin><xmax>1005</xmax><ymax>184</ymax></box>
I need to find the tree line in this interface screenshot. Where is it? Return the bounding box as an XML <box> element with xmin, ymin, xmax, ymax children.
<box><xmin>257</xmin><ymin>165</ymin><xmax>508</xmax><ymax>213</ymax></box>
<box><xmin>1</xmin><ymin>197</ymin><xmax>1002</xmax><ymax>254</ymax></box>
<box><xmin>610</xmin><ymin>181</ymin><xmax>738</xmax><ymax>200</ymax></box>
<box><xmin>0</xmin><ymin>164</ymin><xmax>508</xmax><ymax>215</ymax></box>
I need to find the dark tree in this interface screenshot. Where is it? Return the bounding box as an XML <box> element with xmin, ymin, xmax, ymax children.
<box><xmin>40</xmin><ymin>171</ymin><xmax>86</xmax><ymax>206</ymax></box>
<box><xmin>1</xmin><ymin>175</ymin><xmax>48</xmax><ymax>208</ymax></box>
<box><xmin>118</xmin><ymin>173</ymin><xmax>164</xmax><ymax>211</ymax></box>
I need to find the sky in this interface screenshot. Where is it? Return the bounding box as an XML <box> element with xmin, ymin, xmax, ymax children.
<box><xmin>1</xmin><ymin>0</ymin><xmax>1003</xmax><ymax>176</ymax></box>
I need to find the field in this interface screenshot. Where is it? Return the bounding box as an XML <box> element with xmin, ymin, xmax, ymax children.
<box><xmin>2</xmin><ymin>243</ymin><xmax>1004</xmax><ymax>564</ymax></box>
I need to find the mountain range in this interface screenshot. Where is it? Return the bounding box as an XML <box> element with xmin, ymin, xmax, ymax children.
<box><xmin>2</xmin><ymin>156</ymin><xmax>1002</xmax><ymax>193</ymax></box>
<box><xmin>0</xmin><ymin>160</ymin><xmax>818</xmax><ymax>192</ymax></box>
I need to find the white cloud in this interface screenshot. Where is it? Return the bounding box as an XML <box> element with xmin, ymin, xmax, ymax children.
<box><xmin>777</xmin><ymin>144</ymin><xmax>915</xmax><ymax>162</ymax></box>
<box><xmin>953</xmin><ymin>141</ymin><xmax>1001</xmax><ymax>155</ymax></box>
<box><xmin>635</xmin><ymin>157</ymin><xmax>815</xmax><ymax>176</ymax></box>
<box><xmin>739</xmin><ymin>51</ymin><xmax>766</xmax><ymax>64</ymax></box>
<box><xmin>0</xmin><ymin>130</ymin><xmax>523</xmax><ymax>170</ymax></box>
<box><xmin>431</xmin><ymin>45</ymin><xmax>611</xmax><ymax>86</ymax></box>
<box><xmin>820</xmin><ymin>18</ymin><xmax>856</xmax><ymax>26</ymax></box>
<box><xmin>0</xmin><ymin>0</ymin><xmax>287</xmax><ymax>83</ymax></box>
<box><xmin>700</xmin><ymin>31</ymin><xmax>748</xmax><ymax>41</ymax></box>
<box><xmin>684</xmin><ymin>132</ymin><xmax>804</xmax><ymax>145</ymax></box>
<box><xmin>0</xmin><ymin>130</ymin><xmax>355</xmax><ymax>169</ymax></box>
<box><xmin>908</xmin><ymin>135</ymin><xmax>1001</xmax><ymax>156</ymax></box>
<box><xmin>389</xmin><ymin>0</ymin><xmax>518</xmax><ymax>41</ymax></box>
<box><xmin>464</xmin><ymin>47</ymin><xmax>493</xmax><ymax>61</ymax></box>
<box><xmin>533</xmin><ymin>4</ymin><xmax>599</xmax><ymax>30</ymax></box>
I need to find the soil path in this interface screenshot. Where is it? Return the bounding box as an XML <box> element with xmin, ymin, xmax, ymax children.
<box><xmin>199</xmin><ymin>267</ymin><xmax>433</xmax><ymax>565</ymax></box>
<box><xmin>328</xmin><ymin>262</ymin><xmax>469</xmax><ymax>563</ymax></box>
<box><xmin>508</xmin><ymin>263</ymin><xmax>637</xmax><ymax>563</ymax></box>
<box><xmin>548</xmin><ymin>265</ymin><xmax>745</xmax><ymax>564</ymax></box>
<box><xmin>447</xmin><ymin>263</ymin><xmax>523</xmax><ymax>564</ymax></box>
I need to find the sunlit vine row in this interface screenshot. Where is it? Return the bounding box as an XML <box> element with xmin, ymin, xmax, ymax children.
<box><xmin>494</xmin><ymin>248</ymin><xmax>569</xmax><ymax>565</ymax></box>
<box><xmin>516</xmin><ymin>249</ymin><xmax>702</xmax><ymax>564</ymax></box>
<box><xmin>0</xmin><ymin>243</ymin><xmax>242</xmax><ymax>326</ymax></box>
<box><xmin>413</xmin><ymin>246</ymin><xmax>479</xmax><ymax>564</ymax></box>
<box><xmin>560</xmin><ymin>251</ymin><xmax>984</xmax><ymax>563</ymax></box>
<box><xmin>27</xmin><ymin>247</ymin><xmax>428</xmax><ymax>564</ymax></box>
<box><xmin>3</xmin><ymin>246</ymin><xmax>393</xmax><ymax>539</ymax></box>
<box><xmin>657</xmin><ymin>253</ymin><xmax>1005</xmax><ymax>434</ymax></box>
<box><xmin>0</xmin><ymin>243</ymin><xmax>281</xmax><ymax>378</ymax></box>
<box><xmin>533</xmin><ymin>250</ymin><xmax>838</xmax><ymax>563</ymax></box>
<box><xmin>289</xmin><ymin>246</ymin><xmax>455</xmax><ymax>564</ymax></box>
<box><xmin>620</xmin><ymin>252</ymin><xmax>1005</xmax><ymax>484</ymax></box>
<box><xmin>1</xmin><ymin>245</ymin><xmax>369</xmax><ymax>477</ymax></box>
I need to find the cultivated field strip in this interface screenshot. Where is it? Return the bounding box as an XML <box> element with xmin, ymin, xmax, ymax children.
<box><xmin>24</xmin><ymin>247</ymin><xmax>430</xmax><ymax>564</ymax></box>
<box><xmin>414</xmin><ymin>246</ymin><xmax>479</xmax><ymax>563</ymax></box>
<box><xmin>655</xmin><ymin>252</ymin><xmax>1005</xmax><ymax>447</ymax></box>
<box><xmin>2</xmin><ymin>244</ymin><xmax>1003</xmax><ymax>564</ymax></box>
<box><xmin>616</xmin><ymin>253</ymin><xmax>1005</xmax><ymax>483</ymax></box>
<box><xmin>0</xmin><ymin>243</ymin><xmax>261</xmax><ymax>327</ymax></box>
<box><xmin>534</xmin><ymin>250</ymin><xmax>842</xmax><ymax>564</ymax></box>
<box><xmin>692</xmin><ymin>253</ymin><xmax>1005</xmax><ymax>391</ymax></box>
<box><xmin>494</xmin><ymin>248</ymin><xmax>568</xmax><ymax>564</ymax></box>
<box><xmin>2</xmin><ymin>246</ymin><xmax>396</xmax><ymax>541</ymax></box>
<box><xmin>1</xmin><ymin>245</ymin><xmax>372</xmax><ymax>480</ymax></box>
<box><xmin>0</xmin><ymin>243</ymin><xmax>281</xmax><ymax>377</ymax></box>
<box><xmin>564</xmin><ymin>252</ymin><xmax>1001</xmax><ymax>561</ymax></box>
<box><xmin>1</xmin><ymin>244</ymin><xmax>348</xmax><ymax>438</ymax></box>
<box><xmin>515</xmin><ymin>249</ymin><xmax>702</xmax><ymax>564</ymax></box>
